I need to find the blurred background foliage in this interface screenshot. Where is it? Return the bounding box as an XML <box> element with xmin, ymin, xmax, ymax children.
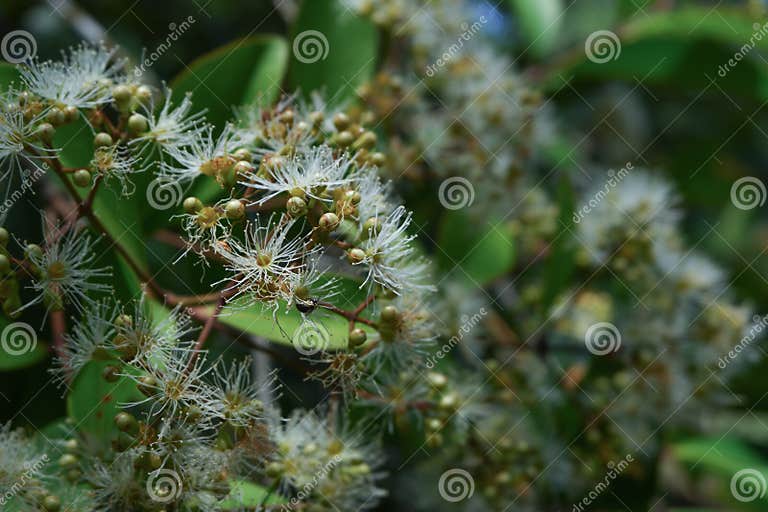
<box><xmin>3</xmin><ymin>0</ymin><xmax>768</xmax><ymax>509</ymax></box>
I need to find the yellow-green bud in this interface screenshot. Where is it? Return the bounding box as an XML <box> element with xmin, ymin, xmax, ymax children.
<box><xmin>287</xmin><ymin>196</ymin><xmax>308</xmax><ymax>217</ymax></box>
<box><xmin>94</xmin><ymin>132</ymin><xmax>113</xmax><ymax>147</ymax></box>
<box><xmin>127</xmin><ymin>113</ymin><xmax>148</xmax><ymax>134</ymax></box>
<box><xmin>73</xmin><ymin>169</ymin><xmax>91</xmax><ymax>187</ymax></box>
<box><xmin>319</xmin><ymin>212</ymin><xmax>340</xmax><ymax>231</ymax></box>
<box><xmin>225</xmin><ymin>199</ymin><xmax>245</xmax><ymax>220</ymax></box>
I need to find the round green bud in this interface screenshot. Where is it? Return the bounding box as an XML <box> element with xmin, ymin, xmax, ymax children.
<box><xmin>186</xmin><ymin>405</ymin><xmax>203</xmax><ymax>422</ymax></box>
<box><xmin>65</xmin><ymin>469</ymin><xmax>81</xmax><ymax>482</ymax></box>
<box><xmin>42</xmin><ymin>495</ymin><xmax>61</xmax><ymax>512</ymax></box>
<box><xmin>318</xmin><ymin>212</ymin><xmax>340</xmax><ymax>231</ymax></box>
<box><xmin>439</xmin><ymin>392</ymin><xmax>459</xmax><ymax>411</ymax></box>
<box><xmin>380</xmin><ymin>305</ymin><xmax>399</xmax><ymax>324</ymax></box>
<box><xmin>115</xmin><ymin>314</ymin><xmax>133</xmax><ymax>329</ymax></box>
<box><xmin>0</xmin><ymin>254</ymin><xmax>10</xmax><ymax>274</ymax></box>
<box><xmin>426</xmin><ymin>418</ymin><xmax>442</xmax><ymax>432</ymax></box>
<box><xmin>234</xmin><ymin>148</ymin><xmax>252</xmax><ymax>162</ymax></box>
<box><xmin>63</xmin><ymin>438</ymin><xmax>79</xmax><ymax>453</ymax></box>
<box><xmin>25</xmin><ymin>244</ymin><xmax>43</xmax><ymax>261</ymax></box>
<box><xmin>63</xmin><ymin>106</ymin><xmax>78</xmax><ymax>123</ymax></box>
<box><xmin>370</xmin><ymin>152</ymin><xmax>386</xmax><ymax>167</ymax></box>
<box><xmin>114</xmin><ymin>412</ymin><xmax>137</xmax><ymax>433</ymax></box>
<box><xmin>347</xmin><ymin>248</ymin><xmax>366</xmax><ymax>264</ymax></box>
<box><xmin>112</xmin><ymin>85</ymin><xmax>132</xmax><ymax>103</ymax></box>
<box><xmin>183</xmin><ymin>196</ymin><xmax>203</xmax><ymax>214</ymax></box>
<box><xmin>353</xmin><ymin>131</ymin><xmax>377</xmax><ymax>150</ymax></box>
<box><xmin>145</xmin><ymin>452</ymin><xmax>162</xmax><ymax>470</ymax></box>
<box><xmin>0</xmin><ymin>227</ymin><xmax>8</xmax><ymax>246</ymax></box>
<box><xmin>310</xmin><ymin>111</ymin><xmax>325</xmax><ymax>126</ymax></box>
<box><xmin>58</xmin><ymin>453</ymin><xmax>78</xmax><ymax>468</ymax></box>
<box><xmin>426</xmin><ymin>432</ymin><xmax>443</xmax><ymax>449</ymax></box>
<box><xmin>349</xmin><ymin>328</ymin><xmax>367</xmax><ymax>348</ymax></box>
<box><xmin>94</xmin><ymin>132</ymin><xmax>113</xmax><ymax>147</ymax></box>
<box><xmin>135</xmin><ymin>85</ymin><xmax>152</xmax><ymax>103</ymax></box>
<box><xmin>265</xmin><ymin>462</ymin><xmax>283</xmax><ymax>478</ymax></box>
<box><xmin>225</xmin><ymin>199</ymin><xmax>245</xmax><ymax>220</ymax></box>
<box><xmin>286</xmin><ymin>196</ymin><xmax>308</xmax><ymax>218</ymax></box>
<box><xmin>362</xmin><ymin>217</ymin><xmax>380</xmax><ymax>237</ymax></box>
<box><xmin>102</xmin><ymin>364</ymin><xmax>120</xmax><ymax>383</ymax></box>
<box><xmin>36</xmin><ymin>122</ymin><xmax>55</xmax><ymax>142</ymax></box>
<box><xmin>427</xmin><ymin>372</ymin><xmax>447</xmax><ymax>389</ymax></box>
<box><xmin>47</xmin><ymin>108</ymin><xmax>65</xmax><ymax>126</ymax></box>
<box><xmin>72</xmin><ymin>169</ymin><xmax>91</xmax><ymax>188</ymax></box>
<box><xmin>233</xmin><ymin>160</ymin><xmax>255</xmax><ymax>176</ymax></box>
<box><xmin>333</xmin><ymin>112</ymin><xmax>351</xmax><ymax>131</ymax></box>
<box><xmin>137</xmin><ymin>375</ymin><xmax>157</xmax><ymax>397</ymax></box>
<box><xmin>127</xmin><ymin>113</ymin><xmax>148</xmax><ymax>134</ymax></box>
<box><xmin>336</xmin><ymin>131</ymin><xmax>354</xmax><ymax>148</ymax></box>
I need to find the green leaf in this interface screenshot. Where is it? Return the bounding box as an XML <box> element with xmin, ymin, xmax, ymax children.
<box><xmin>169</xmin><ymin>35</ymin><xmax>289</xmax><ymax>204</ymax></box>
<box><xmin>220</xmin><ymin>480</ymin><xmax>286</xmax><ymax>508</ymax></box>
<box><xmin>437</xmin><ymin>210</ymin><xmax>516</xmax><ymax>286</ymax></box>
<box><xmin>508</xmin><ymin>0</ymin><xmax>564</xmax><ymax>56</ymax></box>
<box><xmin>542</xmin><ymin>175</ymin><xmax>576</xmax><ymax>310</ymax></box>
<box><xmin>170</xmin><ymin>35</ymin><xmax>289</xmax><ymax>130</ymax></box>
<box><xmin>673</xmin><ymin>436</ymin><xmax>768</xmax><ymax>477</ymax></box>
<box><xmin>543</xmin><ymin>7</ymin><xmax>768</xmax><ymax>100</ymax></box>
<box><xmin>289</xmin><ymin>0</ymin><xmax>379</xmax><ymax>101</ymax></box>
<box><xmin>0</xmin><ymin>318</ymin><xmax>48</xmax><ymax>370</ymax></box>
<box><xmin>0</xmin><ymin>62</ymin><xmax>20</xmax><ymax>89</ymax></box>
<box><xmin>66</xmin><ymin>360</ymin><xmax>141</xmax><ymax>450</ymax></box>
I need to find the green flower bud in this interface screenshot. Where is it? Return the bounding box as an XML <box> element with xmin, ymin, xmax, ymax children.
<box><xmin>286</xmin><ymin>196</ymin><xmax>308</xmax><ymax>217</ymax></box>
<box><xmin>63</xmin><ymin>438</ymin><xmax>79</xmax><ymax>453</ymax></box>
<box><xmin>112</xmin><ymin>85</ymin><xmax>132</xmax><ymax>103</ymax></box>
<box><xmin>347</xmin><ymin>248</ymin><xmax>366</xmax><ymax>264</ymax></box>
<box><xmin>42</xmin><ymin>494</ymin><xmax>61</xmax><ymax>512</ymax></box>
<box><xmin>135</xmin><ymin>85</ymin><xmax>152</xmax><ymax>104</ymax></box>
<box><xmin>380</xmin><ymin>305</ymin><xmax>399</xmax><ymax>324</ymax></box>
<box><xmin>370</xmin><ymin>152</ymin><xmax>386</xmax><ymax>167</ymax></box>
<box><xmin>73</xmin><ymin>169</ymin><xmax>91</xmax><ymax>187</ymax></box>
<box><xmin>0</xmin><ymin>227</ymin><xmax>8</xmax><ymax>246</ymax></box>
<box><xmin>352</xmin><ymin>131</ymin><xmax>377</xmax><ymax>150</ymax></box>
<box><xmin>25</xmin><ymin>244</ymin><xmax>43</xmax><ymax>261</ymax></box>
<box><xmin>233</xmin><ymin>160</ymin><xmax>255</xmax><ymax>176</ymax></box>
<box><xmin>58</xmin><ymin>453</ymin><xmax>78</xmax><ymax>468</ymax></box>
<box><xmin>234</xmin><ymin>148</ymin><xmax>252</xmax><ymax>162</ymax></box>
<box><xmin>114</xmin><ymin>412</ymin><xmax>137</xmax><ymax>433</ymax></box>
<box><xmin>36</xmin><ymin>122</ymin><xmax>55</xmax><ymax>143</ymax></box>
<box><xmin>225</xmin><ymin>199</ymin><xmax>245</xmax><ymax>220</ymax></box>
<box><xmin>102</xmin><ymin>364</ymin><xmax>120</xmax><ymax>383</ymax></box>
<box><xmin>336</xmin><ymin>131</ymin><xmax>354</xmax><ymax>148</ymax></box>
<box><xmin>63</xmin><ymin>106</ymin><xmax>79</xmax><ymax>123</ymax></box>
<box><xmin>333</xmin><ymin>112</ymin><xmax>350</xmax><ymax>131</ymax></box>
<box><xmin>319</xmin><ymin>212</ymin><xmax>340</xmax><ymax>231</ymax></box>
<box><xmin>127</xmin><ymin>113</ymin><xmax>148</xmax><ymax>134</ymax></box>
<box><xmin>0</xmin><ymin>254</ymin><xmax>10</xmax><ymax>274</ymax></box>
<box><xmin>183</xmin><ymin>196</ymin><xmax>204</xmax><ymax>214</ymax></box>
<box><xmin>94</xmin><ymin>132</ymin><xmax>113</xmax><ymax>147</ymax></box>
<box><xmin>349</xmin><ymin>328</ymin><xmax>367</xmax><ymax>348</ymax></box>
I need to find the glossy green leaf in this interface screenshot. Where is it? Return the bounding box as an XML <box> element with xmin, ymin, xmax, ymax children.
<box><xmin>221</xmin><ymin>480</ymin><xmax>286</xmax><ymax>508</ymax></box>
<box><xmin>0</xmin><ymin>62</ymin><xmax>20</xmax><ymax>89</ymax></box>
<box><xmin>289</xmin><ymin>0</ymin><xmax>379</xmax><ymax>101</ymax></box>
<box><xmin>171</xmin><ymin>35</ymin><xmax>289</xmax><ymax>130</ymax></box>
<box><xmin>66</xmin><ymin>360</ymin><xmax>141</xmax><ymax>450</ymax></box>
<box><xmin>437</xmin><ymin>210</ymin><xmax>516</xmax><ymax>286</ymax></box>
<box><xmin>508</xmin><ymin>0</ymin><xmax>564</xmax><ymax>56</ymax></box>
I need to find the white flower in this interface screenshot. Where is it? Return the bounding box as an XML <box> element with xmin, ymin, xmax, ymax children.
<box><xmin>21</xmin><ymin>228</ymin><xmax>111</xmax><ymax>315</ymax></box>
<box><xmin>204</xmin><ymin>357</ymin><xmax>276</xmax><ymax>427</ymax></box>
<box><xmin>0</xmin><ymin>423</ymin><xmax>49</xmax><ymax>509</ymax></box>
<box><xmin>354</xmin><ymin>206</ymin><xmax>433</xmax><ymax>293</ymax></box>
<box><xmin>91</xmin><ymin>144</ymin><xmax>144</xmax><ymax>195</ymax></box>
<box><xmin>160</xmin><ymin>123</ymin><xmax>243</xmax><ymax>184</ymax></box>
<box><xmin>240</xmin><ymin>145</ymin><xmax>354</xmax><ymax>204</ymax></box>
<box><xmin>131</xmin><ymin>90</ymin><xmax>207</xmax><ymax>156</ymax></box>
<box><xmin>51</xmin><ymin>300</ymin><xmax>117</xmax><ymax>384</ymax></box>
<box><xmin>353</xmin><ymin>169</ymin><xmax>395</xmax><ymax>226</ymax></box>
<box><xmin>20</xmin><ymin>44</ymin><xmax>124</xmax><ymax>109</ymax></box>
<box><xmin>214</xmin><ymin>215</ymin><xmax>311</xmax><ymax>306</ymax></box>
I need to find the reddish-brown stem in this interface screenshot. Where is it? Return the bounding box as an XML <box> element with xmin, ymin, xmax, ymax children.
<box><xmin>317</xmin><ymin>301</ymin><xmax>378</xmax><ymax>328</ymax></box>
<box><xmin>50</xmin><ymin>309</ymin><xmax>66</xmax><ymax>358</ymax></box>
